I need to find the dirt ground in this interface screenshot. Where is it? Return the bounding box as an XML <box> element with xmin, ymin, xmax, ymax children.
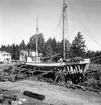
<box><xmin>0</xmin><ymin>80</ymin><xmax>101</xmax><ymax>105</ymax></box>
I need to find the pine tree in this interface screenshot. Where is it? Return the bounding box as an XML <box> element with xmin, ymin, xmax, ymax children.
<box><xmin>70</xmin><ymin>32</ymin><xmax>86</xmax><ymax>58</ymax></box>
<box><xmin>19</xmin><ymin>40</ymin><xmax>26</xmax><ymax>50</ymax></box>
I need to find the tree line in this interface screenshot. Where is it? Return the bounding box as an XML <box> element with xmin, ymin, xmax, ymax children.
<box><xmin>0</xmin><ymin>32</ymin><xmax>101</xmax><ymax>63</ymax></box>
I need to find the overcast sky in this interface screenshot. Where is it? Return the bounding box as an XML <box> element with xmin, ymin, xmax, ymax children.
<box><xmin>0</xmin><ymin>0</ymin><xmax>101</xmax><ymax>51</ymax></box>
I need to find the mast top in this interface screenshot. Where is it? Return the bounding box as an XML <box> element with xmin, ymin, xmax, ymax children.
<box><xmin>63</xmin><ymin>0</ymin><xmax>67</xmax><ymax>11</ymax></box>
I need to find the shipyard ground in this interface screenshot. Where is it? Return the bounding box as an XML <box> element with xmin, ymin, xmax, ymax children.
<box><xmin>0</xmin><ymin>80</ymin><xmax>101</xmax><ymax>105</ymax></box>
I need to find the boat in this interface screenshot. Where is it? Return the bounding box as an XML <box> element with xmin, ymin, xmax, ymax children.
<box><xmin>20</xmin><ymin>0</ymin><xmax>90</xmax><ymax>84</ymax></box>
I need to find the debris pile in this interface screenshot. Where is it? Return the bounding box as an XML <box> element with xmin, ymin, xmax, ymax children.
<box><xmin>1</xmin><ymin>64</ymin><xmax>101</xmax><ymax>95</ymax></box>
<box><xmin>0</xmin><ymin>89</ymin><xmax>19</xmax><ymax>105</ymax></box>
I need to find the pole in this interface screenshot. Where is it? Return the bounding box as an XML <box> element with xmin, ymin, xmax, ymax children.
<box><xmin>63</xmin><ymin>0</ymin><xmax>65</xmax><ymax>60</ymax></box>
<box><xmin>36</xmin><ymin>18</ymin><xmax>38</xmax><ymax>59</ymax></box>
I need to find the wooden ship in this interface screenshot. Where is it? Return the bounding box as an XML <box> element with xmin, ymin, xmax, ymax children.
<box><xmin>0</xmin><ymin>0</ymin><xmax>90</xmax><ymax>85</ymax></box>
<box><xmin>20</xmin><ymin>0</ymin><xmax>90</xmax><ymax>84</ymax></box>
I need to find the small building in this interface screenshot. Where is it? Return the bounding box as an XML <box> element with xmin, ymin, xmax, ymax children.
<box><xmin>0</xmin><ymin>51</ymin><xmax>11</xmax><ymax>62</ymax></box>
<box><xmin>19</xmin><ymin>50</ymin><xmax>42</xmax><ymax>62</ymax></box>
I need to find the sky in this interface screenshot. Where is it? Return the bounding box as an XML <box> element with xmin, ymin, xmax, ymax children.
<box><xmin>0</xmin><ymin>0</ymin><xmax>101</xmax><ymax>51</ymax></box>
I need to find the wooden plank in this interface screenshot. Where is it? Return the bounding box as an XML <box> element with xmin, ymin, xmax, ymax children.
<box><xmin>23</xmin><ymin>91</ymin><xmax>45</xmax><ymax>101</ymax></box>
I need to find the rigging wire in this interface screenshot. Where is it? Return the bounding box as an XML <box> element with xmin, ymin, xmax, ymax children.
<box><xmin>57</xmin><ymin>0</ymin><xmax>64</xmax><ymax>29</ymax></box>
<box><xmin>79</xmin><ymin>24</ymin><xmax>100</xmax><ymax>48</ymax></box>
<box><xmin>57</xmin><ymin>10</ymin><xmax>63</xmax><ymax>29</ymax></box>
<box><xmin>56</xmin><ymin>0</ymin><xmax>101</xmax><ymax>61</ymax></box>
<box><xmin>57</xmin><ymin>0</ymin><xmax>69</xmax><ymax>43</ymax></box>
<box><xmin>65</xmin><ymin>0</ymin><xmax>101</xmax><ymax>61</ymax></box>
<box><xmin>56</xmin><ymin>0</ymin><xmax>64</xmax><ymax>42</ymax></box>
<box><xmin>64</xmin><ymin>0</ymin><xmax>101</xmax><ymax>49</ymax></box>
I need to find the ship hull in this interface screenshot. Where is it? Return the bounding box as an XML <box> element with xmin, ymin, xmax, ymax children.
<box><xmin>25</xmin><ymin>59</ymin><xmax>90</xmax><ymax>69</ymax></box>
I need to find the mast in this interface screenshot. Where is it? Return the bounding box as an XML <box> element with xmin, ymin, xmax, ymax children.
<box><xmin>36</xmin><ymin>18</ymin><xmax>38</xmax><ymax>58</ymax></box>
<box><xmin>63</xmin><ymin>0</ymin><xmax>67</xmax><ymax>60</ymax></box>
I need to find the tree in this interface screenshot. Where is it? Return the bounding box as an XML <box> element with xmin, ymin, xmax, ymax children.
<box><xmin>86</xmin><ymin>50</ymin><xmax>95</xmax><ymax>58</ymax></box>
<box><xmin>19</xmin><ymin>40</ymin><xmax>26</xmax><ymax>50</ymax></box>
<box><xmin>9</xmin><ymin>44</ymin><xmax>19</xmax><ymax>60</ymax></box>
<box><xmin>0</xmin><ymin>45</ymin><xmax>6</xmax><ymax>51</ymax></box>
<box><xmin>27</xmin><ymin>33</ymin><xmax>45</xmax><ymax>55</ymax></box>
<box><xmin>27</xmin><ymin>35</ymin><xmax>36</xmax><ymax>51</ymax></box>
<box><xmin>56</xmin><ymin>39</ymin><xmax>71</xmax><ymax>59</ymax></box>
<box><xmin>51</xmin><ymin>37</ymin><xmax>57</xmax><ymax>55</ymax></box>
<box><xmin>45</xmin><ymin>44</ymin><xmax>53</xmax><ymax>57</ymax></box>
<box><xmin>45</xmin><ymin>38</ymin><xmax>53</xmax><ymax>57</ymax></box>
<box><xmin>37</xmin><ymin>33</ymin><xmax>45</xmax><ymax>54</ymax></box>
<box><xmin>70</xmin><ymin>32</ymin><xmax>86</xmax><ymax>58</ymax></box>
<box><xmin>55</xmin><ymin>42</ymin><xmax>62</xmax><ymax>54</ymax></box>
<box><xmin>15</xmin><ymin>44</ymin><xmax>20</xmax><ymax>60</ymax></box>
<box><xmin>11</xmin><ymin>44</ymin><xmax>16</xmax><ymax>60</ymax></box>
<box><xmin>6</xmin><ymin>45</ymin><xmax>12</xmax><ymax>53</ymax></box>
